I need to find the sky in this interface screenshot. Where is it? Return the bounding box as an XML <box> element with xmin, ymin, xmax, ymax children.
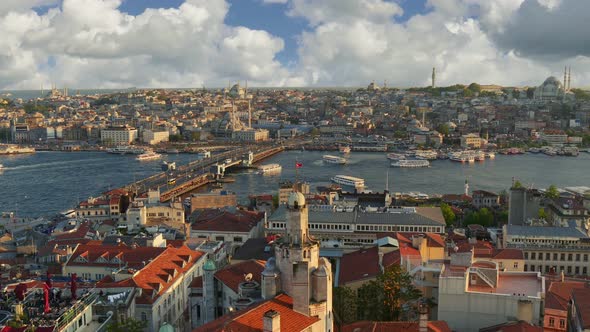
<box><xmin>1</xmin><ymin>0</ymin><xmax>590</xmax><ymax>89</ymax></box>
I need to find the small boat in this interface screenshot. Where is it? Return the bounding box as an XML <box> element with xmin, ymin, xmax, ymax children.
<box><xmin>107</xmin><ymin>146</ymin><xmax>144</xmax><ymax>155</ymax></box>
<box><xmin>528</xmin><ymin>148</ymin><xmax>540</xmax><ymax>153</ymax></box>
<box><xmin>167</xmin><ymin>178</ymin><xmax>176</xmax><ymax>185</ymax></box>
<box><xmin>0</xmin><ymin>164</ymin><xmax>3</xmax><ymax>170</ymax></box>
<box><xmin>136</xmin><ymin>151</ymin><xmax>162</xmax><ymax>161</ymax></box>
<box><xmin>386</xmin><ymin>153</ymin><xmax>406</xmax><ymax>161</ymax></box>
<box><xmin>391</xmin><ymin>159</ymin><xmax>430</xmax><ymax>168</ymax></box>
<box><xmin>258</xmin><ymin>163</ymin><xmax>282</xmax><ymax>174</ymax></box>
<box><xmin>166</xmin><ymin>148</ymin><xmax>180</xmax><ymax>154</ymax></box>
<box><xmin>323</xmin><ymin>155</ymin><xmax>347</xmax><ymax>165</ymax></box>
<box><xmin>485</xmin><ymin>152</ymin><xmax>495</xmax><ymax>159</ymax></box>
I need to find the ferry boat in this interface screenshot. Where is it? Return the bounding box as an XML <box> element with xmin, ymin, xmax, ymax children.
<box><xmin>136</xmin><ymin>151</ymin><xmax>162</xmax><ymax>161</ymax></box>
<box><xmin>0</xmin><ymin>164</ymin><xmax>3</xmax><ymax>170</ymax></box>
<box><xmin>414</xmin><ymin>150</ymin><xmax>438</xmax><ymax>160</ymax></box>
<box><xmin>258</xmin><ymin>163</ymin><xmax>282</xmax><ymax>174</ymax></box>
<box><xmin>161</xmin><ymin>161</ymin><xmax>176</xmax><ymax>171</ymax></box>
<box><xmin>331</xmin><ymin>175</ymin><xmax>365</xmax><ymax>188</ymax></box>
<box><xmin>0</xmin><ymin>144</ymin><xmax>35</xmax><ymax>155</ymax></box>
<box><xmin>449</xmin><ymin>152</ymin><xmax>467</xmax><ymax>162</ymax></box>
<box><xmin>107</xmin><ymin>146</ymin><xmax>145</xmax><ymax>155</ymax></box>
<box><xmin>339</xmin><ymin>145</ymin><xmax>351</xmax><ymax>154</ymax></box>
<box><xmin>323</xmin><ymin>155</ymin><xmax>347</xmax><ymax>165</ymax></box>
<box><xmin>386</xmin><ymin>153</ymin><xmax>406</xmax><ymax>161</ymax></box>
<box><xmin>474</xmin><ymin>151</ymin><xmax>486</xmax><ymax>162</ymax></box>
<box><xmin>391</xmin><ymin>159</ymin><xmax>430</xmax><ymax>168</ymax></box>
<box><xmin>166</xmin><ymin>148</ymin><xmax>180</xmax><ymax>154</ymax></box>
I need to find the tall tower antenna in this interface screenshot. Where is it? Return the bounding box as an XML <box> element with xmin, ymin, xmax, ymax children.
<box><xmin>431</xmin><ymin>67</ymin><xmax>436</xmax><ymax>89</ymax></box>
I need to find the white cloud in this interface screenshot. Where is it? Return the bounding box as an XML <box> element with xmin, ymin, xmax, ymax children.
<box><xmin>0</xmin><ymin>0</ymin><xmax>291</xmax><ymax>89</ymax></box>
<box><xmin>1</xmin><ymin>0</ymin><xmax>590</xmax><ymax>89</ymax></box>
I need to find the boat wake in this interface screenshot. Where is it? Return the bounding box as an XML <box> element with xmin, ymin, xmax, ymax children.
<box><xmin>4</xmin><ymin>157</ymin><xmax>113</xmax><ymax>171</ymax></box>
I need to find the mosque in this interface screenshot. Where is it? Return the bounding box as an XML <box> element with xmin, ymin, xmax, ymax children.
<box><xmin>534</xmin><ymin>67</ymin><xmax>575</xmax><ymax>101</ymax></box>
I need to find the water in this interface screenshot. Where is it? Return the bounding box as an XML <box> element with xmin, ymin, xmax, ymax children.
<box><xmin>2</xmin><ymin>151</ymin><xmax>590</xmax><ymax>217</ymax></box>
<box><xmin>0</xmin><ymin>89</ymin><xmax>131</xmax><ymax>101</ymax></box>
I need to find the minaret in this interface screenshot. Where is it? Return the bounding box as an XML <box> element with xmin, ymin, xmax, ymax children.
<box><xmin>432</xmin><ymin>67</ymin><xmax>436</xmax><ymax>89</ymax></box>
<box><xmin>564</xmin><ymin>66</ymin><xmax>567</xmax><ymax>91</ymax></box>
<box><xmin>568</xmin><ymin>66</ymin><xmax>571</xmax><ymax>91</ymax></box>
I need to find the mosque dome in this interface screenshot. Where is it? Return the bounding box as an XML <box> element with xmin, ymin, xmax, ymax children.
<box><xmin>287</xmin><ymin>191</ymin><xmax>306</xmax><ymax>209</ymax></box>
<box><xmin>542</xmin><ymin>76</ymin><xmax>563</xmax><ymax>88</ymax></box>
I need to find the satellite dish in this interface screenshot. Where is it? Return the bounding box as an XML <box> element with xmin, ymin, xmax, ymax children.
<box><xmin>244</xmin><ymin>273</ymin><xmax>253</xmax><ymax>282</ymax></box>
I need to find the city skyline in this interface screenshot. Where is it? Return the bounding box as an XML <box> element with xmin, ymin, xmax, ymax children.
<box><xmin>1</xmin><ymin>0</ymin><xmax>590</xmax><ymax>89</ymax></box>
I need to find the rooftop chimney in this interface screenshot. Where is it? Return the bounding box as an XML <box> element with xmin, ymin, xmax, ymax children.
<box><xmin>263</xmin><ymin>310</ymin><xmax>280</xmax><ymax>332</ymax></box>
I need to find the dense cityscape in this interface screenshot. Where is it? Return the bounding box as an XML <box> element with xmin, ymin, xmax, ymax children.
<box><xmin>2</xmin><ymin>0</ymin><xmax>590</xmax><ymax>332</ymax></box>
<box><xmin>0</xmin><ymin>73</ymin><xmax>590</xmax><ymax>332</ymax></box>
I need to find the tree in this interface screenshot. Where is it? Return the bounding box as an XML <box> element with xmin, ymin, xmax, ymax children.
<box><xmin>526</xmin><ymin>87</ymin><xmax>535</xmax><ymax>99</ymax></box>
<box><xmin>333</xmin><ymin>286</ymin><xmax>358</xmax><ymax>325</ymax></box>
<box><xmin>545</xmin><ymin>185</ymin><xmax>560</xmax><ymax>199</ymax></box>
<box><xmin>464</xmin><ymin>208</ymin><xmax>494</xmax><ymax>227</ymax></box>
<box><xmin>467</xmin><ymin>83</ymin><xmax>481</xmax><ymax>93</ymax></box>
<box><xmin>436</xmin><ymin>124</ymin><xmax>450</xmax><ymax>136</ymax></box>
<box><xmin>357</xmin><ymin>265</ymin><xmax>422</xmax><ymax>321</ymax></box>
<box><xmin>512</xmin><ymin>180</ymin><xmax>523</xmax><ymax>189</ymax></box>
<box><xmin>440</xmin><ymin>203</ymin><xmax>456</xmax><ymax>227</ymax></box>
<box><xmin>538</xmin><ymin>208</ymin><xmax>547</xmax><ymax>220</ymax></box>
<box><xmin>107</xmin><ymin>319</ymin><xmax>147</xmax><ymax>332</ymax></box>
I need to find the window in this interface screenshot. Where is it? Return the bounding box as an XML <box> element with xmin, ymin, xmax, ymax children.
<box><xmin>215</xmin><ymin>236</ymin><xmax>224</xmax><ymax>241</ymax></box>
<box><xmin>584</xmin><ymin>254</ymin><xmax>588</xmax><ymax>262</ymax></box>
<box><xmin>567</xmin><ymin>266</ymin><xmax>572</xmax><ymax>274</ymax></box>
<box><xmin>531</xmin><ymin>253</ymin><xmax>536</xmax><ymax>260</ymax></box>
<box><xmin>546</xmin><ymin>253</ymin><xmax>550</xmax><ymax>260</ymax></box>
<box><xmin>583</xmin><ymin>267</ymin><xmax>587</xmax><ymax>275</ymax></box>
<box><xmin>524</xmin><ymin>252</ymin><xmax>529</xmax><ymax>260</ymax></box>
<box><xmin>576</xmin><ymin>254</ymin><xmax>581</xmax><ymax>261</ymax></box>
<box><xmin>233</xmin><ymin>237</ymin><xmax>242</xmax><ymax>243</ymax></box>
<box><xmin>554</xmin><ymin>253</ymin><xmax>558</xmax><ymax>261</ymax></box>
<box><xmin>524</xmin><ymin>265</ymin><xmax>528</xmax><ymax>271</ymax></box>
<box><xmin>513</xmin><ymin>262</ymin><xmax>518</xmax><ymax>269</ymax></box>
<box><xmin>575</xmin><ymin>266</ymin><xmax>580</xmax><ymax>275</ymax></box>
<box><xmin>561</xmin><ymin>253</ymin><xmax>565</xmax><ymax>261</ymax></box>
<box><xmin>568</xmin><ymin>254</ymin><xmax>573</xmax><ymax>261</ymax></box>
<box><xmin>549</xmin><ymin>318</ymin><xmax>554</xmax><ymax>327</ymax></box>
<box><xmin>559</xmin><ymin>319</ymin><xmax>565</xmax><ymax>329</ymax></box>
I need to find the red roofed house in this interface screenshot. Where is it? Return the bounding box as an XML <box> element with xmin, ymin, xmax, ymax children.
<box><xmin>192</xmin><ymin>191</ymin><xmax>333</xmax><ymax>332</ymax></box>
<box><xmin>63</xmin><ymin>243</ymin><xmax>167</xmax><ymax>281</ymax></box>
<box><xmin>337</xmin><ymin>246</ymin><xmax>400</xmax><ymax>290</ymax></box>
<box><xmin>96</xmin><ymin>245</ymin><xmax>207</xmax><ymax>332</ymax></box>
<box><xmin>341</xmin><ymin>305</ymin><xmax>451</xmax><ymax>332</ymax></box>
<box><xmin>545</xmin><ymin>280</ymin><xmax>588</xmax><ymax>332</ymax></box>
<box><xmin>190</xmin><ymin>209</ymin><xmax>265</xmax><ymax>253</ymax></box>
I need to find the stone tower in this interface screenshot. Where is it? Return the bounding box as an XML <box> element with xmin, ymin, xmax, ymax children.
<box><xmin>264</xmin><ymin>190</ymin><xmax>333</xmax><ymax>331</ymax></box>
<box><xmin>202</xmin><ymin>258</ymin><xmax>217</xmax><ymax>324</ymax></box>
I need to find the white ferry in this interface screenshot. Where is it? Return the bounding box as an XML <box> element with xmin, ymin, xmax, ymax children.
<box><xmin>414</xmin><ymin>150</ymin><xmax>438</xmax><ymax>160</ymax></box>
<box><xmin>386</xmin><ymin>153</ymin><xmax>406</xmax><ymax>161</ymax></box>
<box><xmin>323</xmin><ymin>155</ymin><xmax>347</xmax><ymax>165</ymax></box>
<box><xmin>107</xmin><ymin>146</ymin><xmax>145</xmax><ymax>155</ymax></box>
<box><xmin>258</xmin><ymin>163</ymin><xmax>282</xmax><ymax>174</ymax></box>
<box><xmin>136</xmin><ymin>151</ymin><xmax>162</xmax><ymax>161</ymax></box>
<box><xmin>339</xmin><ymin>145</ymin><xmax>351</xmax><ymax>154</ymax></box>
<box><xmin>475</xmin><ymin>151</ymin><xmax>486</xmax><ymax>162</ymax></box>
<box><xmin>391</xmin><ymin>159</ymin><xmax>430</xmax><ymax>168</ymax></box>
<box><xmin>331</xmin><ymin>175</ymin><xmax>365</xmax><ymax>188</ymax></box>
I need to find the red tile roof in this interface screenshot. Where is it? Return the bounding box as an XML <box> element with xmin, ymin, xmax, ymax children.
<box><xmin>339</xmin><ymin>320</ymin><xmax>451</xmax><ymax>332</ymax></box>
<box><xmin>479</xmin><ymin>320</ymin><xmax>543</xmax><ymax>332</ymax></box>
<box><xmin>191</xmin><ymin>209</ymin><xmax>264</xmax><ymax>233</ymax></box>
<box><xmin>132</xmin><ymin>245</ymin><xmax>205</xmax><ymax>304</ymax></box>
<box><xmin>572</xmin><ymin>288</ymin><xmax>590</xmax><ymax>329</ymax></box>
<box><xmin>193</xmin><ymin>294</ymin><xmax>319</xmax><ymax>332</ymax></box>
<box><xmin>53</xmin><ymin>221</ymin><xmax>96</xmax><ymax>241</ymax></box>
<box><xmin>545</xmin><ymin>281</ymin><xmax>587</xmax><ymax>311</ymax></box>
<box><xmin>339</xmin><ymin>246</ymin><xmax>400</xmax><ymax>285</ymax></box>
<box><xmin>66</xmin><ymin>243</ymin><xmax>166</xmax><ymax>269</ymax></box>
<box><xmin>214</xmin><ymin>260</ymin><xmax>266</xmax><ymax>293</ymax></box>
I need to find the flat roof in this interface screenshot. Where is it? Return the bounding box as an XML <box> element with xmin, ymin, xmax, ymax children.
<box><xmin>468</xmin><ymin>273</ymin><xmax>542</xmax><ymax>298</ymax></box>
<box><xmin>505</xmin><ymin>225</ymin><xmax>588</xmax><ymax>239</ymax></box>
